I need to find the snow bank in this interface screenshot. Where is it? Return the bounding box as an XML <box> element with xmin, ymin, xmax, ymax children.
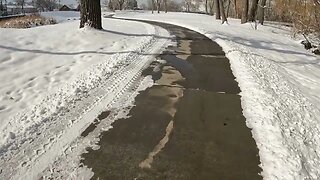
<box><xmin>115</xmin><ymin>11</ymin><xmax>320</xmax><ymax>180</ymax></box>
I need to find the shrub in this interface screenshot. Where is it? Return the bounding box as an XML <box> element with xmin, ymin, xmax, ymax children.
<box><xmin>0</xmin><ymin>15</ymin><xmax>57</xmax><ymax>28</ymax></box>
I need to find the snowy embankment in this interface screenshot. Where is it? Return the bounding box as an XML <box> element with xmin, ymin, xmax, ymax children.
<box><xmin>0</xmin><ymin>12</ymin><xmax>170</xmax><ymax>179</ymax></box>
<box><xmin>115</xmin><ymin>11</ymin><xmax>320</xmax><ymax>180</ymax></box>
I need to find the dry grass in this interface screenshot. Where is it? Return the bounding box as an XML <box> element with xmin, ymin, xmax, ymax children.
<box><xmin>0</xmin><ymin>14</ymin><xmax>57</xmax><ymax>28</ymax></box>
<box><xmin>272</xmin><ymin>0</ymin><xmax>320</xmax><ymax>40</ymax></box>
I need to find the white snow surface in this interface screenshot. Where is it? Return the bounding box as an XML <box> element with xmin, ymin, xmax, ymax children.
<box><xmin>114</xmin><ymin>11</ymin><xmax>320</xmax><ymax>180</ymax></box>
<box><xmin>41</xmin><ymin>11</ymin><xmax>80</xmax><ymax>23</ymax></box>
<box><xmin>0</xmin><ymin>12</ymin><xmax>170</xmax><ymax>179</ymax></box>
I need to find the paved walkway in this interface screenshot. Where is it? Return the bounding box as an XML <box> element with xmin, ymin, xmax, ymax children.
<box><xmin>82</xmin><ymin>21</ymin><xmax>262</xmax><ymax>180</ymax></box>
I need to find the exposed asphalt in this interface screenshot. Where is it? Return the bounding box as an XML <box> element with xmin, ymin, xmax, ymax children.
<box><xmin>82</xmin><ymin>20</ymin><xmax>262</xmax><ymax>180</ymax></box>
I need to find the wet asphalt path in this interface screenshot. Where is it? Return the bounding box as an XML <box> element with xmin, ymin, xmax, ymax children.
<box><xmin>82</xmin><ymin>20</ymin><xmax>262</xmax><ymax>180</ymax></box>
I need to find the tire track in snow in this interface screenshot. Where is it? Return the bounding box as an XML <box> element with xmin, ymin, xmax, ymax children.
<box><xmin>0</xmin><ymin>20</ymin><xmax>170</xmax><ymax>179</ymax></box>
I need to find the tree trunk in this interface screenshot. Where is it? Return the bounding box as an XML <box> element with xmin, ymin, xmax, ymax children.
<box><xmin>226</xmin><ymin>0</ymin><xmax>231</xmax><ymax>17</ymax></box>
<box><xmin>80</xmin><ymin>0</ymin><xmax>102</xmax><ymax>29</ymax></box>
<box><xmin>234</xmin><ymin>0</ymin><xmax>237</xmax><ymax>17</ymax></box>
<box><xmin>119</xmin><ymin>0</ymin><xmax>123</xmax><ymax>10</ymax></box>
<box><xmin>157</xmin><ymin>0</ymin><xmax>160</xmax><ymax>13</ymax></box>
<box><xmin>209</xmin><ymin>0</ymin><xmax>214</xmax><ymax>15</ymax></box>
<box><xmin>258</xmin><ymin>0</ymin><xmax>266</xmax><ymax>24</ymax></box>
<box><xmin>215</xmin><ymin>0</ymin><xmax>220</xmax><ymax>19</ymax></box>
<box><xmin>151</xmin><ymin>0</ymin><xmax>154</xmax><ymax>14</ymax></box>
<box><xmin>205</xmin><ymin>0</ymin><xmax>208</xmax><ymax>14</ymax></box>
<box><xmin>164</xmin><ymin>0</ymin><xmax>167</xmax><ymax>13</ymax></box>
<box><xmin>248</xmin><ymin>0</ymin><xmax>258</xmax><ymax>22</ymax></box>
<box><xmin>21</xmin><ymin>0</ymin><xmax>24</xmax><ymax>14</ymax></box>
<box><xmin>219</xmin><ymin>0</ymin><xmax>227</xmax><ymax>23</ymax></box>
<box><xmin>241</xmin><ymin>0</ymin><xmax>248</xmax><ymax>23</ymax></box>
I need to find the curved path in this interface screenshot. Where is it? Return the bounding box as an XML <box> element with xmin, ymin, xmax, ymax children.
<box><xmin>82</xmin><ymin>20</ymin><xmax>262</xmax><ymax>179</ymax></box>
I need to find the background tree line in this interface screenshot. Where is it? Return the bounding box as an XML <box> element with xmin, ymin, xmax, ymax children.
<box><xmin>203</xmin><ymin>0</ymin><xmax>319</xmax><ymax>40</ymax></box>
<box><xmin>31</xmin><ymin>0</ymin><xmax>59</xmax><ymax>11</ymax></box>
<box><xmin>105</xmin><ymin>0</ymin><xmax>137</xmax><ymax>11</ymax></box>
<box><xmin>80</xmin><ymin>0</ymin><xmax>319</xmax><ymax>50</ymax></box>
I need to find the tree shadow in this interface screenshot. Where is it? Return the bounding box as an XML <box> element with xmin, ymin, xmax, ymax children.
<box><xmin>101</xmin><ymin>29</ymin><xmax>173</xmax><ymax>40</ymax></box>
<box><xmin>0</xmin><ymin>45</ymin><xmax>219</xmax><ymax>56</ymax></box>
<box><xmin>101</xmin><ymin>28</ymin><xmax>211</xmax><ymax>41</ymax></box>
<box><xmin>212</xmin><ymin>31</ymin><xmax>319</xmax><ymax>65</ymax></box>
<box><xmin>104</xmin><ymin>16</ymin><xmax>211</xmax><ymax>41</ymax></box>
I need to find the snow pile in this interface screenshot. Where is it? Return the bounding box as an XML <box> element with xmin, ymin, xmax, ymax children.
<box><xmin>0</xmin><ymin>16</ymin><xmax>170</xmax><ymax>179</ymax></box>
<box><xmin>115</xmin><ymin>11</ymin><xmax>320</xmax><ymax>179</ymax></box>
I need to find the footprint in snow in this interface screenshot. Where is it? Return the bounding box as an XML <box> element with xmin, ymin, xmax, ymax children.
<box><xmin>9</xmin><ymin>132</ymin><xmax>15</xmax><ymax>139</ymax></box>
<box><xmin>0</xmin><ymin>105</ymin><xmax>7</xmax><ymax>111</ymax></box>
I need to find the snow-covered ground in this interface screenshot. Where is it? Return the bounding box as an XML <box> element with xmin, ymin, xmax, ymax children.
<box><xmin>41</xmin><ymin>11</ymin><xmax>80</xmax><ymax>23</ymax></box>
<box><xmin>0</xmin><ymin>11</ymin><xmax>170</xmax><ymax>179</ymax></box>
<box><xmin>1</xmin><ymin>10</ymin><xmax>320</xmax><ymax>179</ymax></box>
<box><xmin>114</xmin><ymin>11</ymin><xmax>320</xmax><ymax>180</ymax></box>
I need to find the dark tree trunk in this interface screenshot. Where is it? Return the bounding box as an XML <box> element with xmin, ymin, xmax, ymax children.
<box><xmin>80</xmin><ymin>0</ymin><xmax>102</xmax><ymax>29</ymax></box>
<box><xmin>220</xmin><ymin>0</ymin><xmax>227</xmax><ymax>23</ymax></box>
<box><xmin>164</xmin><ymin>0</ymin><xmax>167</xmax><ymax>13</ymax></box>
<box><xmin>151</xmin><ymin>0</ymin><xmax>154</xmax><ymax>13</ymax></box>
<box><xmin>258</xmin><ymin>0</ymin><xmax>266</xmax><ymax>24</ymax></box>
<box><xmin>215</xmin><ymin>0</ymin><xmax>220</xmax><ymax>19</ymax></box>
<box><xmin>21</xmin><ymin>0</ymin><xmax>24</xmax><ymax>14</ymax></box>
<box><xmin>248</xmin><ymin>0</ymin><xmax>259</xmax><ymax>22</ymax></box>
<box><xmin>234</xmin><ymin>0</ymin><xmax>237</xmax><ymax>17</ymax></box>
<box><xmin>119</xmin><ymin>0</ymin><xmax>124</xmax><ymax>10</ymax></box>
<box><xmin>241</xmin><ymin>0</ymin><xmax>248</xmax><ymax>23</ymax></box>
<box><xmin>157</xmin><ymin>0</ymin><xmax>160</xmax><ymax>13</ymax></box>
<box><xmin>205</xmin><ymin>0</ymin><xmax>208</xmax><ymax>14</ymax></box>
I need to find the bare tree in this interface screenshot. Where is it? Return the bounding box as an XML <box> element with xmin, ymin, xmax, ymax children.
<box><xmin>163</xmin><ymin>0</ymin><xmax>167</xmax><ymax>13</ymax></box>
<box><xmin>226</xmin><ymin>0</ymin><xmax>231</xmax><ymax>17</ymax></box>
<box><xmin>205</xmin><ymin>0</ymin><xmax>208</xmax><ymax>14</ymax></box>
<box><xmin>241</xmin><ymin>0</ymin><xmax>248</xmax><ymax>23</ymax></box>
<box><xmin>234</xmin><ymin>0</ymin><xmax>238</xmax><ymax>18</ymax></box>
<box><xmin>32</xmin><ymin>0</ymin><xmax>58</xmax><ymax>11</ymax></box>
<box><xmin>248</xmin><ymin>0</ymin><xmax>259</xmax><ymax>21</ymax></box>
<box><xmin>193</xmin><ymin>0</ymin><xmax>201</xmax><ymax>12</ymax></box>
<box><xmin>126</xmin><ymin>0</ymin><xmax>138</xmax><ymax>9</ymax></box>
<box><xmin>214</xmin><ymin>0</ymin><xmax>220</xmax><ymax>19</ymax></box>
<box><xmin>0</xmin><ymin>0</ymin><xmax>5</xmax><ymax>16</ymax></box>
<box><xmin>219</xmin><ymin>0</ymin><xmax>227</xmax><ymax>23</ymax></box>
<box><xmin>156</xmin><ymin>0</ymin><xmax>161</xmax><ymax>13</ymax></box>
<box><xmin>80</xmin><ymin>0</ymin><xmax>102</xmax><ymax>29</ymax></box>
<box><xmin>185</xmin><ymin>0</ymin><xmax>191</xmax><ymax>12</ymax></box>
<box><xmin>15</xmin><ymin>0</ymin><xmax>25</xmax><ymax>14</ymax></box>
<box><xmin>108</xmin><ymin>0</ymin><xmax>115</xmax><ymax>11</ymax></box>
<box><xmin>208</xmin><ymin>0</ymin><xmax>214</xmax><ymax>15</ymax></box>
<box><xmin>151</xmin><ymin>0</ymin><xmax>154</xmax><ymax>13</ymax></box>
<box><xmin>257</xmin><ymin>0</ymin><xmax>267</xmax><ymax>24</ymax></box>
<box><xmin>117</xmin><ymin>0</ymin><xmax>124</xmax><ymax>10</ymax></box>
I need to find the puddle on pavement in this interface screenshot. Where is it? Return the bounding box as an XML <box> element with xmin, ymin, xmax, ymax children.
<box><xmin>82</xmin><ymin>21</ymin><xmax>262</xmax><ymax>180</ymax></box>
